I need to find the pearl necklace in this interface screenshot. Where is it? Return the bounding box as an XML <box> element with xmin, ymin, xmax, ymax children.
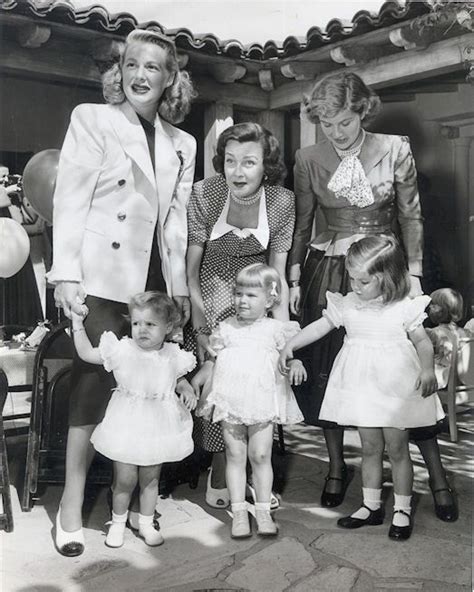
<box><xmin>334</xmin><ymin>129</ymin><xmax>366</xmax><ymax>159</ymax></box>
<box><xmin>229</xmin><ymin>186</ymin><xmax>262</xmax><ymax>206</ymax></box>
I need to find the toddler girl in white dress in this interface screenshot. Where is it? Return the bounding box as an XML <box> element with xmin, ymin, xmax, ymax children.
<box><xmin>195</xmin><ymin>263</ymin><xmax>305</xmax><ymax>539</ymax></box>
<box><xmin>280</xmin><ymin>236</ymin><xmax>444</xmax><ymax>542</ymax></box>
<box><xmin>426</xmin><ymin>288</ymin><xmax>473</xmax><ymax>390</ymax></box>
<box><xmin>71</xmin><ymin>291</ymin><xmax>197</xmax><ymax>548</ymax></box>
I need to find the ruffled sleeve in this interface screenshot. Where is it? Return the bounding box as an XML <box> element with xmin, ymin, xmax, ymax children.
<box><xmin>98</xmin><ymin>331</ymin><xmax>122</xmax><ymax>373</ymax></box>
<box><xmin>275</xmin><ymin>320</ymin><xmax>301</xmax><ymax>351</ymax></box>
<box><xmin>322</xmin><ymin>292</ymin><xmax>345</xmax><ymax>328</ymax></box>
<box><xmin>172</xmin><ymin>344</ymin><xmax>197</xmax><ymax>377</ymax></box>
<box><xmin>403</xmin><ymin>295</ymin><xmax>431</xmax><ymax>332</ymax></box>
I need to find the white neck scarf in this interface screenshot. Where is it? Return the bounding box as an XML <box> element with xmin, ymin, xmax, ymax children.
<box><xmin>327</xmin><ymin>131</ymin><xmax>374</xmax><ymax>208</ymax></box>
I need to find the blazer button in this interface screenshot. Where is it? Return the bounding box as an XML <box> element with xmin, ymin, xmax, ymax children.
<box><xmin>118</xmin><ymin>179</ymin><xmax>126</xmax><ymax>187</ymax></box>
<box><xmin>117</xmin><ymin>211</ymin><xmax>126</xmax><ymax>221</ymax></box>
<box><xmin>112</xmin><ymin>241</ymin><xmax>120</xmax><ymax>249</ymax></box>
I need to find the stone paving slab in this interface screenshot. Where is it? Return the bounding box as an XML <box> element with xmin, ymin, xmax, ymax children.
<box><xmin>2</xmin><ymin>410</ymin><xmax>472</xmax><ymax>592</ymax></box>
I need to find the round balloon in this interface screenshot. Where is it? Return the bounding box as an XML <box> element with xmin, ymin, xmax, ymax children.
<box><xmin>0</xmin><ymin>218</ymin><xmax>30</xmax><ymax>278</ymax></box>
<box><xmin>22</xmin><ymin>149</ymin><xmax>60</xmax><ymax>224</ymax></box>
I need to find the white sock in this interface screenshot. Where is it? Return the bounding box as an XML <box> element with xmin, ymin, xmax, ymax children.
<box><xmin>393</xmin><ymin>494</ymin><xmax>412</xmax><ymax>527</ymax></box>
<box><xmin>351</xmin><ymin>488</ymin><xmax>382</xmax><ymax>519</ymax></box>
<box><xmin>138</xmin><ymin>513</ymin><xmax>164</xmax><ymax>546</ymax></box>
<box><xmin>106</xmin><ymin>511</ymin><xmax>127</xmax><ymax>547</ymax></box>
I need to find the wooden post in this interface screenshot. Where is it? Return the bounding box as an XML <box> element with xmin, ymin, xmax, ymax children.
<box><xmin>300</xmin><ymin>106</ymin><xmax>318</xmax><ymax>149</ymax></box>
<box><xmin>258</xmin><ymin>110</ymin><xmax>285</xmax><ymax>153</ymax></box>
<box><xmin>204</xmin><ymin>102</ymin><xmax>234</xmax><ymax>178</ymax></box>
<box><xmin>453</xmin><ymin>137</ymin><xmax>473</xmax><ymax>303</ymax></box>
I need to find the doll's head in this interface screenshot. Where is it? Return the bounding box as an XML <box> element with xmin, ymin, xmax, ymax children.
<box><xmin>428</xmin><ymin>288</ymin><xmax>464</xmax><ymax>325</ymax></box>
<box><xmin>128</xmin><ymin>291</ymin><xmax>181</xmax><ymax>350</ymax></box>
<box><xmin>233</xmin><ymin>263</ymin><xmax>281</xmax><ymax>322</ymax></box>
<box><xmin>345</xmin><ymin>235</ymin><xmax>410</xmax><ymax>304</ymax></box>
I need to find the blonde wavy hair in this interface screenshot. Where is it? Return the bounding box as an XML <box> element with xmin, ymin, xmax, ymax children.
<box><xmin>102</xmin><ymin>29</ymin><xmax>196</xmax><ymax>124</ymax></box>
<box><xmin>303</xmin><ymin>71</ymin><xmax>381</xmax><ymax>126</ymax></box>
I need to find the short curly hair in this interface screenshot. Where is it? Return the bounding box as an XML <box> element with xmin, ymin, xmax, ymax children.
<box><xmin>212</xmin><ymin>122</ymin><xmax>286</xmax><ymax>186</ymax></box>
<box><xmin>102</xmin><ymin>28</ymin><xmax>197</xmax><ymax>124</ymax></box>
<box><xmin>303</xmin><ymin>72</ymin><xmax>381</xmax><ymax>126</ymax></box>
<box><xmin>428</xmin><ymin>288</ymin><xmax>464</xmax><ymax>325</ymax></box>
<box><xmin>128</xmin><ymin>291</ymin><xmax>182</xmax><ymax>336</ymax></box>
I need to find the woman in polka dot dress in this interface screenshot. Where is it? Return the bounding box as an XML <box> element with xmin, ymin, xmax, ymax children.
<box><xmin>186</xmin><ymin>122</ymin><xmax>295</xmax><ymax>508</ymax></box>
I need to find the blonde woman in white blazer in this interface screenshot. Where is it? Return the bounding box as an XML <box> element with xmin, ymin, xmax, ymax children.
<box><xmin>47</xmin><ymin>29</ymin><xmax>197</xmax><ymax>557</ymax></box>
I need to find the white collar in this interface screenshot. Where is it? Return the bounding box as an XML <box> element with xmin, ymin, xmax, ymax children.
<box><xmin>209</xmin><ymin>187</ymin><xmax>269</xmax><ymax>248</ymax></box>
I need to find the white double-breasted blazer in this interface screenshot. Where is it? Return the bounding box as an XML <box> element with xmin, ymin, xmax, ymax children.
<box><xmin>47</xmin><ymin>101</ymin><xmax>196</xmax><ymax>303</ymax></box>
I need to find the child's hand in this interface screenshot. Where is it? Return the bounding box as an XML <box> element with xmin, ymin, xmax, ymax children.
<box><xmin>176</xmin><ymin>378</ymin><xmax>198</xmax><ymax>410</ymax></box>
<box><xmin>416</xmin><ymin>370</ymin><xmax>438</xmax><ymax>398</ymax></box>
<box><xmin>287</xmin><ymin>359</ymin><xmax>307</xmax><ymax>385</ymax></box>
<box><xmin>278</xmin><ymin>345</ymin><xmax>294</xmax><ymax>374</ymax></box>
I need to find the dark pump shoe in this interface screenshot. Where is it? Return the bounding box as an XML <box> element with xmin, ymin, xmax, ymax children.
<box><xmin>388</xmin><ymin>510</ymin><xmax>412</xmax><ymax>541</ymax></box>
<box><xmin>321</xmin><ymin>464</ymin><xmax>349</xmax><ymax>508</ymax></box>
<box><xmin>337</xmin><ymin>505</ymin><xmax>384</xmax><ymax>529</ymax></box>
<box><xmin>431</xmin><ymin>486</ymin><xmax>458</xmax><ymax>523</ymax></box>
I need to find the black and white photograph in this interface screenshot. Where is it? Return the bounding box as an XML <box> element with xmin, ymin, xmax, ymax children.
<box><xmin>0</xmin><ymin>0</ymin><xmax>473</xmax><ymax>590</ymax></box>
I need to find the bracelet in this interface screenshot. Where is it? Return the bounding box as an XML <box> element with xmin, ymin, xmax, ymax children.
<box><xmin>72</xmin><ymin>327</ymin><xmax>85</xmax><ymax>333</ymax></box>
<box><xmin>193</xmin><ymin>326</ymin><xmax>212</xmax><ymax>336</ymax></box>
<box><xmin>288</xmin><ymin>280</ymin><xmax>300</xmax><ymax>288</ymax></box>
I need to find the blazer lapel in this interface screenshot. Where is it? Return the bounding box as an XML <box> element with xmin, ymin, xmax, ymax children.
<box><xmin>312</xmin><ymin>139</ymin><xmax>341</xmax><ymax>175</ymax></box>
<box><xmin>154</xmin><ymin>115</ymin><xmax>180</xmax><ymax>224</ymax></box>
<box><xmin>359</xmin><ymin>132</ymin><xmax>391</xmax><ymax>174</ymax></box>
<box><xmin>108</xmin><ymin>102</ymin><xmax>157</xmax><ymax>190</ymax></box>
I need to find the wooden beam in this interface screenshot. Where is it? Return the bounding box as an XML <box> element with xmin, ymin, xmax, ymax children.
<box><xmin>194</xmin><ymin>77</ymin><xmax>269</xmax><ymax>110</ymax></box>
<box><xmin>0</xmin><ymin>39</ymin><xmax>101</xmax><ymax>85</ymax></box>
<box><xmin>270</xmin><ymin>34</ymin><xmax>474</xmax><ymax>110</ymax></box>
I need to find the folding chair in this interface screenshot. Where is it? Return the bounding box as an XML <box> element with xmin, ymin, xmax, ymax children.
<box><xmin>22</xmin><ymin>322</ymin><xmax>112</xmax><ymax>511</ymax></box>
<box><xmin>439</xmin><ymin>334</ymin><xmax>474</xmax><ymax>442</ymax></box>
<box><xmin>0</xmin><ymin>369</ymin><xmax>14</xmax><ymax>531</ymax></box>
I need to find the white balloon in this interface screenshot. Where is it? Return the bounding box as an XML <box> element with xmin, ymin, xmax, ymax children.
<box><xmin>0</xmin><ymin>218</ymin><xmax>30</xmax><ymax>278</ymax></box>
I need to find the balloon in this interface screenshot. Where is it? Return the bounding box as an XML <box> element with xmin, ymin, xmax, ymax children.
<box><xmin>22</xmin><ymin>149</ymin><xmax>60</xmax><ymax>225</ymax></box>
<box><xmin>0</xmin><ymin>218</ymin><xmax>30</xmax><ymax>278</ymax></box>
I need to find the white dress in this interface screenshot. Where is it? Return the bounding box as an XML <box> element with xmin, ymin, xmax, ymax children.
<box><xmin>90</xmin><ymin>332</ymin><xmax>196</xmax><ymax>465</ymax></box>
<box><xmin>198</xmin><ymin>317</ymin><xmax>304</xmax><ymax>425</ymax></box>
<box><xmin>319</xmin><ymin>292</ymin><xmax>445</xmax><ymax>429</ymax></box>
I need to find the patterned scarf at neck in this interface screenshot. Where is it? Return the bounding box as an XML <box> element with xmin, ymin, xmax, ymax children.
<box><xmin>327</xmin><ymin>130</ymin><xmax>374</xmax><ymax>208</ymax></box>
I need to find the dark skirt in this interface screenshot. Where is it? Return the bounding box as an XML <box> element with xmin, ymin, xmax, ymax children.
<box><xmin>293</xmin><ymin>250</ymin><xmax>349</xmax><ymax>427</ymax></box>
<box><xmin>69</xmin><ymin>232</ymin><xmax>167</xmax><ymax>426</ymax></box>
<box><xmin>294</xmin><ymin>249</ymin><xmax>442</xmax><ymax>440</ymax></box>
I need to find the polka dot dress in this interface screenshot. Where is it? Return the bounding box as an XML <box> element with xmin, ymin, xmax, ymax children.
<box><xmin>186</xmin><ymin>174</ymin><xmax>295</xmax><ymax>452</ymax></box>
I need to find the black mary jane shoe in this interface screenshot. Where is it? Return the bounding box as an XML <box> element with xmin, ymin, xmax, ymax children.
<box><xmin>388</xmin><ymin>510</ymin><xmax>412</xmax><ymax>541</ymax></box>
<box><xmin>337</xmin><ymin>504</ymin><xmax>384</xmax><ymax>529</ymax></box>
<box><xmin>321</xmin><ymin>464</ymin><xmax>348</xmax><ymax>508</ymax></box>
<box><xmin>430</xmin><ymin>485</ymin><xmax>459</xmax><ymax>523</ymax></box>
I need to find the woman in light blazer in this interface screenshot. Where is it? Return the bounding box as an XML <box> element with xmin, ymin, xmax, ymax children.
<box><xmin>47</xmin><ymin>28</ymin><xmax>197</xmax><ymax>556</ymax></box>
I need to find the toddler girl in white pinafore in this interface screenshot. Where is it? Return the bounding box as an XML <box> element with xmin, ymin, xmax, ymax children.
<box><xmin>195</xmin><ymin>263</ymin><xmax>305</xmax><ymax>539</ymax></box>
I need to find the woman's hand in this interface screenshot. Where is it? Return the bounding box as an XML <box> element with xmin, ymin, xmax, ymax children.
<box><xmin>174</xmin><ymin>296</ymin><xmax>191</xmax><ymax>326</ymax></box>
<box><xmin>289</xmin><ymin>286</ymin><xmax>301</xmax><ymax>316</ymax></box>
<box><xmin>287</xmin><ymin>359</ymin><xmax>307</xmax><ymax>385</ymax></box>
<box><xmin>190</xmin><ymin>360</ymin><xmax>214</xmax><ymax>397</ymax></box>
<box><xmin>0</xmin><ymin>186</ymin><xmax>11</xmax><ymax>208</ymax></box>
<box><xmin>278</xmin><ymin>345</ymin><xmax>294</xmax><ymax>374</ymax></box>
<box><xmin>196</xmin><ymin>333</ymin><xmax>217</xmax><ymax>365</ymax></box>
<box><xmin>54</xmin><ymin>281</ymin><xmax>87</xmax><ymax>319</ymax></box>
<box><xmin>416</xmin><ymin>370</ymin><xmax>438</xmax><ymax>398</ymax></box>
<box><xmin>409</xmin><ymin>275</ymin><xmax>422</xmax><ymax>297</ymax></box>
<box><xmin>176</xmin><ymin>378</ymin><xmax>198</xmax><ymax>410</ymax></box>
